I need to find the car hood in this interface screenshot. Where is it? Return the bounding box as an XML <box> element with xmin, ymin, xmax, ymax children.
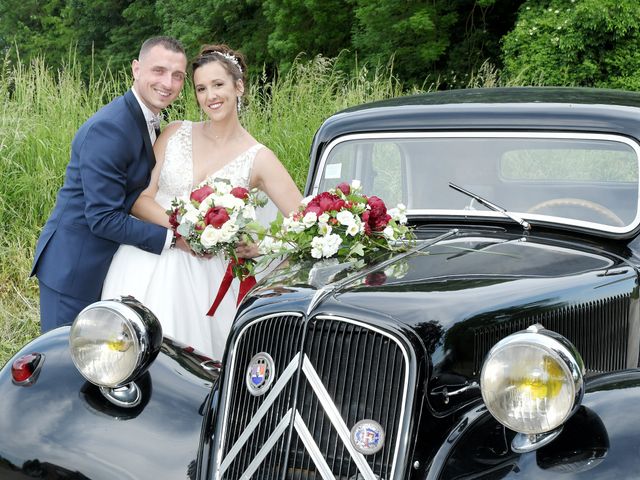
<box><xmin>248</xmin><ymin>228</ymin><xmax>638</xmax><ymax>413</ymax></box>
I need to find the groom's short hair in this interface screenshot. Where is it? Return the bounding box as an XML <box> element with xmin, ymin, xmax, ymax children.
<box><xmin>139</xmin><ymin>36</ymin><xmax>185</xmax><ymax>60</ymax></box>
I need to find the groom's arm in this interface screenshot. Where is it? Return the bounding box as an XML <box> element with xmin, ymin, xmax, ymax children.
<box><xmin>78</xmin><ymin>119</ymin><xmax>168</xmax><ymax>254</ymax></box>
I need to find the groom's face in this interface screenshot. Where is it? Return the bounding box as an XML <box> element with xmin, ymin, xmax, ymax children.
<box><xmin>132</xmin><ymin>45</ymin><xmax>187</xmax><ymax>114</ymax></box>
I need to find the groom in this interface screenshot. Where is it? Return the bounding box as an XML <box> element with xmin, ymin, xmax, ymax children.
<box><xmin>31</xmin><ymin>36</ymin><xmax>188</xmax><ymax>332</ymax></box>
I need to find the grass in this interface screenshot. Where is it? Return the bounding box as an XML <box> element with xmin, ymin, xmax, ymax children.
<box><xmin>0</xmin><ymin>54</ymin><xmax>409</xmax><ymax>366</ymax></box>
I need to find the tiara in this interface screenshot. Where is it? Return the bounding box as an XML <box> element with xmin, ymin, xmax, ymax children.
<box><xmin>205</xmin><ymin>51</ymin><xmax>242</xmax><ymax>74</ymax></box>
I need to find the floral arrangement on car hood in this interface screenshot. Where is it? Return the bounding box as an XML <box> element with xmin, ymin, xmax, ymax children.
<box><xmin>259</xmin><ymin>180</ymin><xmax>414</xmax><ymax>261</ymax></box>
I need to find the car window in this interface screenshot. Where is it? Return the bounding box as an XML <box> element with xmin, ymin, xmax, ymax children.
<box><xmin>314</xmin><ymin>133</ymin><xmax>640</xmax><ymax>234</ymax></box>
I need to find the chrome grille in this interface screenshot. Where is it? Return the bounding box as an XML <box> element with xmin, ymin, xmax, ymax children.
<box><xmin>473</xmin><ymin>294</ymin><xmax>634</xmax><ymax>375</ymax></box>
<box><xmin>216</xmin><ymin>313</ymin><xmax>411</xmax><ymax>480</ymax></box>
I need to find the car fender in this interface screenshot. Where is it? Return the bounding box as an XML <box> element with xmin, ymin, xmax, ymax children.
<box><xmin>0</xmin><ymin>327</ymin><xmax>216</xmax><ymax>480</ymax></box>
<box><xmin>427</xmin><ymin>370</ymin><xmax>640</xmax><ymax>479</ymax></box>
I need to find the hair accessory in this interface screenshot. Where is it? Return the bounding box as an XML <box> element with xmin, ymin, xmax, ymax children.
<box><xmin>207</xmin><ymin>51</ymin><xmax>242</xmax><ymax>74</ymax></box>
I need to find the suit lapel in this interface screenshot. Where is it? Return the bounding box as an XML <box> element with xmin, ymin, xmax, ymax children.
<box><xmin>124</xmin><ymin>90</ymin><xmax>157</xmax><ymax>170</ymax></box>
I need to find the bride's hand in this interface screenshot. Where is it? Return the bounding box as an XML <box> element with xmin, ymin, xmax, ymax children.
<box><xmin>174</xmin><ymin>237</ymin><xmax>213</xmax><ymax>258</ymax></box>
<box><xmin>236</xmin><ymin>241</ymin><xmax>260</xmax><ymax>259</ymax></box>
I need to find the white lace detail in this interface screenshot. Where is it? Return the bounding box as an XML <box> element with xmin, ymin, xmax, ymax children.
<box><xmin>155</xmin><ymin>120</ymin><xmax>263</xmax><ymax>209</ymax></box>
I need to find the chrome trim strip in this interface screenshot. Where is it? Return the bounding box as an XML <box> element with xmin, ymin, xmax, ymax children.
<box><xmin>216</xmin><ymin>311</ymin><xmax>304</xmax><ymax>475</ymax></box>
<box><xmin>240</xmin><ymin>409</ymin><xmax>292</xmax><ymax>479</ymax></box>
<box><xmin>293</xmin><ymin>413</ymin><xmax>335</xmax><ymax>480</ymax></box>
<box><xmin>219</xmin><ymin>353</ymin><xmax>300</xmax><ymax>475</ymax></box>
<box><xmin>314</xmin><ymin>316</ymin><xmax>411</xmax><ymax>480</ymax></box>
<box><xmin>312</xmin><ymin>131</ymin><xmax>640</xmax><ymax>235</ymax></box>
<box><xmin>302</xmin><ymin>354</ymin><xmax>378</xmax><ymax>480</ymax></box>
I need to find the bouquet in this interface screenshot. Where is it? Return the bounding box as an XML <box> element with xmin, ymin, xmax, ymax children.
<box><xmin>259</xmin><ymin>180</ymin><xmax>414</xmax><ymax>262</ymax></box>
<box><xmin>167</xmin><ymin>179</ymin><xmax>267</xmax><ymax>316</ymax></box>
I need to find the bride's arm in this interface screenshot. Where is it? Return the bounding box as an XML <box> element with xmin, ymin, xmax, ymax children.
<box><xmin>251</xmin><ymin>148</ymin><xmax>303</xmax><ymax>216</ymax></box>
<box><xmin>131</xmin><ymin>122</ymin><xmax>183</xmax><ymax>228</ymax></box>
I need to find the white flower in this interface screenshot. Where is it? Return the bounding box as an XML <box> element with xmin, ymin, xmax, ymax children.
<box><xmin>383</xmin><ymin>225</ymin><xmax>395</xmax><ymax>240</ymax></box>
<box><xmin>346</xmin><ymin>223</ymin><xmax>360</xmax><ymax>236</ymax></box>
<box><xmin>302</xmin><ymin>212</ymin><xmax>318</xmax><ymax>227</ymax></box>
<box><xmin>242</xmin><ymin>204</ymin><xmax>256</xmax><ymax>220</ymax></box>
<box><xmin>217</xmin><ymin>193</ymin><xmax>245</xmax><ymax>210</ymax></box>
<box><xmin>219</xmin><ymin>221</ymin><xmax>239</xmax><ymax>242</ymax></box>
<box><xmin>318</xmin><ymin>213</ymin><xmax>330</xmax><ymax>223</ymax></box>
<box><xmin>336</xmin><ymin>210</ymin><xmax>355</xmax><ymax>226</ymax></box>
<box><xmin>301</xmin><ymin>195</ymin><xmax>314</xmax><ymax>206</ymax></box>
<box><xmin>200</xmin><ymin>225</ymin><xmax>222</xmax><ymax>248</ymax></box>
<box><xmin>351</xmin><ymin>179</ymin><xmax>361</xmax><ymax>190</ymax></box>
<box><xmin>311</xmin><ymin>233</ymin><xmax>343</xmax><ymax>258</ymax></box>
<box><xmin>183</xmin><ymin>205</ymin><xmax>200</xmax><ymax>225</ymax></box>
<box><xmin>258</xmin><ymin>236</ymin><xmax>283</xmax><ymax>255</ymax></box>
<box><xmin>318</xmin><ymin>222</ymin><xmax>332</xmax><ymax>236</ymax></box>
<box><xmin>283</xmin><ymin>217</ymin><xmax>307</xmax><ymax>234</ymax></box>
<box><xmin>388</xmin><ymin>203</ymin><xmax>408</xmax><ymax>224</ymax></box>
<box><xmin>212</xmin><ymin>181</ymin><xmax>232</xmax><ymax>194</ymax></box>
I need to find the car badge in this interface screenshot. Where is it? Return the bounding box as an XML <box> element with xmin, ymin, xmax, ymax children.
<box><xmin>350</xmin><ymin>419</ymin><xmax>385</xmax><ymax>455</ymax></box>
<box><xmin>245</xmin><ymin>352</ymin><xmax>275</xmax><ymax>396</ymax></box>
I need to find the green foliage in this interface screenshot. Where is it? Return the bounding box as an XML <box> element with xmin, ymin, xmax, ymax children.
<box><xmin>502</xmin><ymin>0</ymin><xmax>640</xmax><ymax>89</ymax></box>
<box><xmin>351</xmin><ymin>0</ymin><xmax>457</xmax><ymax>83</ymax></box>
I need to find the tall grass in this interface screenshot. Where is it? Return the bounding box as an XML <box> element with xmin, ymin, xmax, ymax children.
<box><xmin>0</xmin><ymin>54</ymin><xmax>407</xmax><ymax>366</ymax></box>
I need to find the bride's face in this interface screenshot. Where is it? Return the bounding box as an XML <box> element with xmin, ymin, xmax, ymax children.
<box><xmin>194</xmin><ymin>61</ymin><xmax>243</xmax><ymax>121</ymax></box>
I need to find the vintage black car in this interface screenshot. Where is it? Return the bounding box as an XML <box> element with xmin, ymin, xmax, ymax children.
<box><xmin>3</xmin><ymin>87</ymin><xmax>640</xmax><ymax>479</ymax></box>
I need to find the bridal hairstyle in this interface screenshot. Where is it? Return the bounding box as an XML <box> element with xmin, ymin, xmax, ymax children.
<box><xmin>139</xmin><ymin>36</ymin><xmax>186</xmax><ymax>59</ymax></box>
<box><xmin>191</xmin><ymin>44</ymin><xmax>248</xmax><ymax>110</ymax></box>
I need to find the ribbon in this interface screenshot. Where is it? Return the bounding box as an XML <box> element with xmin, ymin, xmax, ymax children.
<box><xmin>206</xmin><ymin>258</ymin><xmax>256</xmax><ymax>317</ymax></box>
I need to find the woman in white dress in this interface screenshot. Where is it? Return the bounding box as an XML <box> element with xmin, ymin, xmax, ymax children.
<box><xmin>102</xmin><ymin>44</ymin><xmax>302</xmax><ymax>359</ymax></box>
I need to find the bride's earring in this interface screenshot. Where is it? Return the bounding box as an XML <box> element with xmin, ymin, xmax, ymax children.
<box><xmin>237</xmin><ymin>96</ymin><xmax>242</xmax><ymax>115</ymax></box>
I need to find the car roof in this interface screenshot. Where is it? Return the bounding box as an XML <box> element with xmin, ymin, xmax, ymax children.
<box><xmin>311</xmin><ymin>87</ymin><xmax>640</xmax><ymax>151</ymax></box>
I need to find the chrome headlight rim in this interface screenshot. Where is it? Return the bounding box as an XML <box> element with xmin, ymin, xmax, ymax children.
<box><xmin>480</xmin><ymin>324</ymin><xmax>585</xmax><ymax>435</ymax></box>
<box><xmin>69</xmin><ymin>296</ymin><xmax>162</xmax><ymax>388</ymax></box>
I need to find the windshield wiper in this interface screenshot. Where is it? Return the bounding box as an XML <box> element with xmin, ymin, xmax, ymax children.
<box><xmin>449</xmin><ymin>182</ymin><xmax>531</xmax><ymax>232</ymax></box>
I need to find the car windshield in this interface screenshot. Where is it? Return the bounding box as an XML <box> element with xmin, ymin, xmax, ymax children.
<box><xmin>313</xmin><ymin>132</ymin><xmax>640</xmax><ymax>234</ymax></box>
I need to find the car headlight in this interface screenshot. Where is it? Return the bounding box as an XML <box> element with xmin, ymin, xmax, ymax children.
<box><xmin>69</xmin><ymin>296</ymin><xmax>162</xmax><ymax>388</ymax></box>
<box><xmin>480</xmin><ymin>324</ymin><xmax>584</xmax><ymax>435</ymax></box>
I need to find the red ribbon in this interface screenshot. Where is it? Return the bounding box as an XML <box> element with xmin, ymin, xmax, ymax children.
<box><xmin>206</xmin><ymin>259</ymin><xmax>256</xmax><ymax>317</ymax></box>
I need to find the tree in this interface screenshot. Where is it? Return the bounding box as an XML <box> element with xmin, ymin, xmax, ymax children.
<box><xmin>502</xmin><ymin>0</ymin><xmax>640</xmax><ymax>89</ymax></box>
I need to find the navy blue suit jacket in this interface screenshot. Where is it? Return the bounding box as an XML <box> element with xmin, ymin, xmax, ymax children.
<box><xmin>31</xmin><ymin>90</ymin><xmax>167</xmax><ymax>301</ymax></box>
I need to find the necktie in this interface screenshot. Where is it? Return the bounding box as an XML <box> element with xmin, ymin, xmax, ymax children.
<box><xmin>149</xmin><ymin>115</ymin><xmax>161</xmax><ymax>140</ymax></box>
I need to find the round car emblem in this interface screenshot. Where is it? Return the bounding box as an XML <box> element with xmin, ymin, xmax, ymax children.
<box><xmin>245</xmin><ymin>352</ymin><xmax>275</xmax><ymax>396</ymax></box>
<box><xmin>350</xmin><ymin>419</ymin><xmax>385</xmax><ymax>455</ymax></box>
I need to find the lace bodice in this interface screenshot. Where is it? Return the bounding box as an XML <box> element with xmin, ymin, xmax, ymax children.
<box><xmin>155</xmin><ymin>121</ymin><xmax>262</xmax><ymax>209</ymax></box>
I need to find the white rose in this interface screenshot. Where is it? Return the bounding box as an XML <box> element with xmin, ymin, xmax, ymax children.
<box><xmin>336</xmin><ymin>210</ymin><xmax>355</xmax><ymax>226</ymax></box>
<box><xmin>217</xmin><ymin>193</ymin><xmax>245</xmax><ymax>210</ymax></box>
<box><xmin>213</xmin><ymin>181</ymin><xmax>232</xmax><ymax>194</ymax></box>
<box><xmin>351</xmin><ymin>179</ymin><xmax>361</xmax><ymax>190</ymax></box>
<box><xmin>303</xmin><ymin>212</ymin><xmax>318</xmax><ymax>227</ymax></box>
<box><xmin>200</xmin><ymin>225</ymin><xmax>221</xmax><ymax>248</ymax></box>
<box><xmin>183</xmin><ymin>206</ymin><xmax>200</xmax><ymax>225</ymax></box>
<box><xmin>318</xmin><ymin>213</ymin><xmax>330</xmax><ymax>223</ymax></box>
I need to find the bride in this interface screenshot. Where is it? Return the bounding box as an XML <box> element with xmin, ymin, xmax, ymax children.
<box><xmin>102</xmin><ymin>44</ymin><xmax>302</xmax><ymax>359</ymax></box>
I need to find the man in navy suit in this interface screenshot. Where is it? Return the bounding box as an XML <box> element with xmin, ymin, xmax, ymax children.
<box><xmin>31</xmin><ymin>36</ymin><xmax>188</xmax><ymax>332</ymax></box>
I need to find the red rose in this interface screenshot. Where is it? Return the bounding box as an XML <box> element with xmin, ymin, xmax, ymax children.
<box><xmin>190</xmin><ymin>185</ymin><xmax>214</xmax><ymax>203</ymax></box>
<box><xmin>230</xmin><ymin>186</ymin><xmax>249</xmax><ymax>200</ymax></box>
<box><xmin>336</xmin><ymin>182</ymin><xmax>350</xmax><ymax>195</ymax></box>
<box><xmin>304</xmin><ymin>204</ymin><xmax>324</xmax><ymax>216</ymax></box>
<box><xmin>204</xmin><ymin>207</ymin><xmax>230</xmax><ymax>228</ymax></box>
<box><xmin>168</xmin><ymin>207</ymin><xmax>180</xmax><ymax>230</ymax></box>
<box><xmin>365</xmin><ymin>271</ymin><xmax>387</xmax><ymax>286</ymax></box>
<box><xmin>367</xmin><ymin>196</ymin><xmax>387</xmax><ymax>217</ymax></box>
<box><xmin>366</xmin><ymin>196</ymin><xmax>391</xmax><ymax>231</ymax></box>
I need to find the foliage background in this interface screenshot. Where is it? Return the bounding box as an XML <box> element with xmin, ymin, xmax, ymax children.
<box><xmin>3</xmin><ymin>0</ymin><xmax>640</xmax><ymax>365</ymax></box>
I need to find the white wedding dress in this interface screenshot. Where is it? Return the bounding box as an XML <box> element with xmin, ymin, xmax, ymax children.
<box><xmin>102</xmin><ymin>121</ymin><xmax>268</xmax><ymax>359</ymax></box>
